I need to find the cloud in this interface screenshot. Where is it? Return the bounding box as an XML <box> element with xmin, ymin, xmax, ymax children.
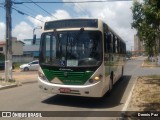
<box><xmin>0</xmin><ymin>9</ymin><xmax>72</xmax><ymax>40</ymax></box>
<box><xmin>63</xmin><ymin>0</ymin><xmax>136</xmax><ymax>50</ymax></box>
<box><xmin>0</xmin><ymin>9</ymin><xmax>72</xmax><ymax>41</ymax></box>
<box><xmin>1</xmin><ymin>1</ymin><xmax>136</xmax><ymax>50</ymax></box>
<box><xmin>12</xmin><ymin>22</ymin><xmax>33</xmax><ymax>40</ymax></box>
<box><xmin>27</xmin><ymin>9</ymin><xmax>71</xmax><ymax>27</ymax></box>
<box><xmin>28</xmin><ymin>15</ymin><xmax>45</xmax><ymax>27</ymax></box>
<box><xmin>26</xmin><ymin>9</ymin><xmax>72</xmax><ymax>38</ymax></box>
<box><xmin>53</xmin><ymin>9</ymin><xmax>71</xmax><ymax>19</ymax></box>
<box><xmin>0</xmin><ymin>22</ymin><xmax>5</xmax><ymax>40</ymax></box>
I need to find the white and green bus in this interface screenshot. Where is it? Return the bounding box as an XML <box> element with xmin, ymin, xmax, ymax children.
<box><xmin>38</xmin><ymin>19</ymin><xmax>126</xmax><ymax>97</ymax></box>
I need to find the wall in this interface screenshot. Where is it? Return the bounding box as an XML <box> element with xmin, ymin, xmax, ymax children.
<box><xmin>12</xmin><ymin>41</ymin><xmax>23</xmax><ymax>55</ymax></box>
<box><xmin>12</xmin><ymin>56</ymin><xmax>33</xmax><ymax>63</ymax></box>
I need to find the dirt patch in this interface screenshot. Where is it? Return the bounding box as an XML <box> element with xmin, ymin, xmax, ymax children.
<box><xmin>129</xmin><ymin>76</ymin><xmax>160</xmax><ymax>111</ymax></box>
<box><xmin>0</xmin><ymin>71</ymin><xmax>38</xmax><ymax>87</ymax></box>
<box><xmin>124</xmin><ymin>76</ymin><xmax>160</xmax><ymax>119</ymax></box>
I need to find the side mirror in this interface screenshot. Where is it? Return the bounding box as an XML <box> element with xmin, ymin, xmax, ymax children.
<box><xmin>33</xmin><ymin>34</ymin><xmax>36</xmax><ymax>44</ymax></box>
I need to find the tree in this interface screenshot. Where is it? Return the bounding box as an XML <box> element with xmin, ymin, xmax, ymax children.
<box><xmin>131</xmin><ymin>0</ymin><xmax>160</xmax><ymax>56</ymax></box>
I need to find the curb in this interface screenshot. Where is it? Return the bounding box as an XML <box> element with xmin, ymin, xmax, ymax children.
<box><xmin>20</xmin><ymin>80</ymin><xmax>38</xmax><ymax>85</ymax></box>
<box><xmin>142</xmin><ymin>60</ymin><xmax>160</xmax><ymax>68</ymax></box>
<box><xmin>141</xmin><ymin>62</ymin><xmax>144</xmax><ymax>67</ymax></box>
<box><xmin>0</xmin><ymin>80</ymin><xmax>37</xmax><ymax>90</ymax></box>
<box><xmin>120</xmin><ymin>77</ymin><xmax>138</xmax><ymax>119</ymax></box>
<box><xmin>0</xmin><ymin>84</ymin><xmax>18</xmax><ymax>90</ymax></box>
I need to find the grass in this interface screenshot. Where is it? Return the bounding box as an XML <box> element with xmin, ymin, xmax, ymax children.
<box><xmin>146</xmin><ymin>75</ymin><xmax>160</xmax><ymax>79</ymax></box>
<box><xmin>13</xmin><ymin>62</ymin><xmax>22</xmax><ymax>69</ymax></box>
<box><xmin>143</xmin><ymin>59</ymin><xmax>157</xmax><ymax>65</ymax></box>
<box><xmin>142</xmin><ymin>59</ymin><xmax>160</xmax><ymax>68</ymax></box>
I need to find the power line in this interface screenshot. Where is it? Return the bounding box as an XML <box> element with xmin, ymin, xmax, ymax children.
<box><xmin>13</xmin><ymin>0</ymin><xmax>132</xmax><ymax>4</ymax></box>
<box><xmin>29</xmin><ymin>0</ymin><xmax>58</xmax><ymax>19</ymax></box>
<box><xmin>22</xmin><ymin>4</ymin><xmax>40</xmax><ymax>15</ymax></box>
<box><xmin>74</xmin><ymin>1</ymin><xmax>88</xmax><ymax>16</ymax></box>
<box><xmin>12</xmin><ymin>7</ymin><xmax>44</xmax><ymax>22</ymax></box>
<box><xmin>0</xmin><ymin>5</ymin><xmax>5</xmax><ymax>9</ymax></box>
<box><xmin>13</xmin><ymin>4</ymin><xmax>37</xmax><ymax>17</ymax></box>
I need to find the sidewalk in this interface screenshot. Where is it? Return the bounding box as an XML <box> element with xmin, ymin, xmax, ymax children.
<box><xmin>141</xmin><ymin>57</ymin><xmax>160</xmax><ymax>67</ymax></box>
<box><xmin>0</xmin><ymin>70</ymin><xmax>38</xmax><ymax>90</ymax></box>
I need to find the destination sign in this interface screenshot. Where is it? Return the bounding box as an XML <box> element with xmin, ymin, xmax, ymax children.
<box><xmin>44</xmin><ymin>19</ymin><xmax>98</xmax><ymax>30</ymax></box>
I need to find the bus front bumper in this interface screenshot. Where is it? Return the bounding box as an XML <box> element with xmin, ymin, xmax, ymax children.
<box><xmin>38</xmin><ymin>77</ymin><xmax>104</xmax><ymax>97</ymax></box>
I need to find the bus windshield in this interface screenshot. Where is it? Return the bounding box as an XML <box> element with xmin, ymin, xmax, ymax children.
<box><xmin>40</xmin><ymin>30</ymin><xmax>102</xmax><ymax>67</ymax></box>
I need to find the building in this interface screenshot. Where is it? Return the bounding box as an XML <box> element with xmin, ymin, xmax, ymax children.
<box><xmin>0</xmin><ymin>41</ymin><xmax>5</xmax><ymax>54</ymax></box>
<box><xmin>23</xmin><ymin>38</ymin><xmax>56</xmax><ymax>58</ymax></box>
<box><xmin>23</xmin><ymin>38</ymin><xmax>40</xmax><ymax>45</ymax></box>
<box><xmin>134</xmin><ymin>34</ymin><xmax>144</xmax><ymax>55</ymax></box>
<box><xmin>0</xmin><ymin>37</ymin><xmax>24</xmax><ymax>56</ymax></box>
<box><xmin>23</xmin><ymin>38</ymin><xmax>40</xmax><ymax>58</ymax></box>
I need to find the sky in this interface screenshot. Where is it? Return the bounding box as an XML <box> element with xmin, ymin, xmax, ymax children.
<box><xmin>0</xmin><ymin>0</ymin><xmax>137</xmax><ymax>50</ymax></box>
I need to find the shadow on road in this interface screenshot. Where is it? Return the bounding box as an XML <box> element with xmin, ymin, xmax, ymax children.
<box><xmin>42</xmin><ymin>75</ymin><xmax>131</xmax><ymax>109</ymax></box>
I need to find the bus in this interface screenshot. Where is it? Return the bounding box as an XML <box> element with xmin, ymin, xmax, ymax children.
<box><xmin>37</xmin><ymin>19</ymin><xmax>126</xmax><ymax>97</ymax></box>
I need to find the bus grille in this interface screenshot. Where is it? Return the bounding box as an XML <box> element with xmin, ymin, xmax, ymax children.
<box><xmin>53</xmin><ymin>71</ymin><xmax>84</xmax><ymax>79</ymax></box>
<box><xmin>43</xmin><ymin>69</ymin><xmax>93</xmax><ymax>85</ymax></box>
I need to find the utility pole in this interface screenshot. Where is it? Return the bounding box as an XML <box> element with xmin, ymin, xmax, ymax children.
<box><xmin>5</xmin><ymin>0</ymin><xmax>12</xmax><ymax>81</ymax></box>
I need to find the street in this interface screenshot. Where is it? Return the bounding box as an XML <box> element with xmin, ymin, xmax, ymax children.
<box><xmin>0</xmin><ymin>57</ymin><xmax>160</xmax><ymax>120</ymax></box>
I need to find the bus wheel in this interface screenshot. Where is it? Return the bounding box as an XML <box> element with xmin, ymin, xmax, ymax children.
<box><xmin>122</xmin><ymin>66</ymin><xmax>124</xmax><ymax>76</ymax></box>
<box><xmin>109</xmin><ymin>72</ymin><xmax>113</xmax><ymax>91</ymax></box>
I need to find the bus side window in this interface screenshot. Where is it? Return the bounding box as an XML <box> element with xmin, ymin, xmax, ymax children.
<box><xmin>107</xmin><ymin>33</ymin><xmax>112</xmax><ymax>53</ymax></box>
<box><xmin>104</xmin><ymin>33</ymin><xmax>111</xmax><ymax>53</ymax></box>
<box><xmin>104</xmin><ymin>32</ymin><xmax>107</xmax><ymax>53</ymax></box>
<box><xmin>113</xmin><ymin>35</ymin><xmax>116</xmax><ymax>53</ymax></box>
<box><xmin>117</xmin><ymin>39</ymin><xmax>120</xmax><ymax>53</ymax></box>
<box><xmin>115</xmin><ymin>37</ymin><xmax>118</xmax><ymax>53</ymax></box>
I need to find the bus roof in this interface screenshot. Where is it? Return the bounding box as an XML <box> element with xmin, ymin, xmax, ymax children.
<box><xmin>44</xmin><ymin>18</ymin><xmax>99</xmax><ymax>30</ymax></box>
<box><xmin>43</xmin><ymin>18</ymin><xmax>125</xmax><ymax>44</ymax></box>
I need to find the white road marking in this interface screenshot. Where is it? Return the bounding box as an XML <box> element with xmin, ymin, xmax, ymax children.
<box><xmin>121</xmin><ymin>77</ymin><xmax>138</xmax><ymax>111</ymax></box>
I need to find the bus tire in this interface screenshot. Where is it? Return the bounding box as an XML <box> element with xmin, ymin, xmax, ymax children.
<box><xmin>122</xmin><ymin>66</ymin><xmax>124</xmax><ymax>76</ymax></box>
<box><xmin>109</xmin><ymin>72</ymin><xmax>113</xmax><ymax>92</ymax></box>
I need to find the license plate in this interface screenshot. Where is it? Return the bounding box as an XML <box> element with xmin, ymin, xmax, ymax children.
<box><xmin>59</xmin><ymin>88</ymin><xmax>71</xmax><ymax>93</ymax></box>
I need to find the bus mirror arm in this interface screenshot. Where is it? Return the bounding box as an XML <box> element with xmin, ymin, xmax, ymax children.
<box><xmin>32</xmin><ymin>26</ymin><xmax>42</xmax><ymax>45</ymax></box>
<box><xmin>33</xmin><ymin>34</ymin><xmax>36</xmax><ymax>44</ymax></box>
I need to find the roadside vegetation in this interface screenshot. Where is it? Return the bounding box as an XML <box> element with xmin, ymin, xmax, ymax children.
<box><xmin>143</xmin><ymin>58</ymin><xmax>159</xmax><ymax>67</ymax></box>
<box><xmin>0</xmin><ymin>77</ymin><xmax>17</xmax><ymax>86</ymax></box>
<box><xmin>131</xmin><ymin>0</ymin><xmax>160</xmax><ymax>56</ymax></box>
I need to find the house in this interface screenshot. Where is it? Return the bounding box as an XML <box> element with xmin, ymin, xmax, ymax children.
<box><xmin>0</xmin><ymin>37</ymin><xmax>24</xmax><ymax>56</ymax></box>
<box><xmin>0</xmin><ymin>41</ymin><xmax>5</xmax><ymax>55</ymax></box>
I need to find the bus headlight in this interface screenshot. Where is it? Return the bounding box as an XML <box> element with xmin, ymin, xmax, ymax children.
<box><xmin>94</xmin><ymin>76</ymin><xmax>100</xmax><ymax>80</ymax></box>
<box><xmin>38</xmin><ymin>69</ymin><xmax>47</xmax><ymax>81</ymax></box>
<box><xmin>89</xmin><ymin>75</ymin><xmax>102</xmax><ymax>83</ymax></box>
<box><xmin>94</xmin><ymin>75</ymin><xmax>102</xmax><ymax>81</ymax></box>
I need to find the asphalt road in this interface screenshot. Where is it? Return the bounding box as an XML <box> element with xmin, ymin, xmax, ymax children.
<box><xmin>0</xmin><ymin>57</ymin><xmax>160</xmax><ymax>120</ymax></box>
